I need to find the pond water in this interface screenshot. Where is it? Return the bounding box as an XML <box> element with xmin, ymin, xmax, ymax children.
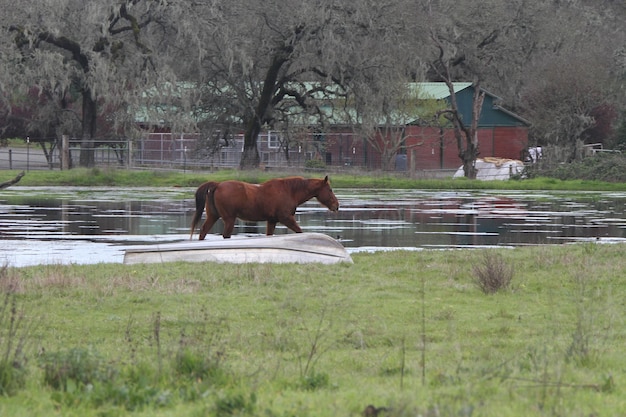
<box><xmin>1</xmin><ymin>186</ymin><xmax>626</xmax><ymax>267</ymax></box>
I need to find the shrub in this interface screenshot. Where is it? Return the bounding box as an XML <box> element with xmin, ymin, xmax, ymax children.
<box><xmin>472</xmin><ymin>251</ymin><xmax>514</xmax><ymax>294</ymax></box>
<box><xmin>305</xmin><ymin>159</ymin><xmax>326</xmax><ymax>170</ymax></box>
<box><xmin>0</xmin><ymin>359</ymin><xmax>26</xmax><ymax>396</ymax></box>
<box><xmin>174</xmin><ymin>348</ymin><xmax>227</xmax><ymax>385</ymax></box>
<box><xmin>298</xmin><ymin>370</ymin><xmax>330</xmax><ymax>391</ymax></box>
<box><xmin>213</xmin><ymin>390</ymin><xmax>257</xmax><ymax>416</ymax></box>
<box><xmin>40</xmin><ymin>348</ymin><xmax>115</xmax><ymax>391</ymax></box>
<box><xmin>40</xmin><ymin>349</ymin><xmax>173</xmax><ymax>411</ymax></box>
<box><xmin>539</xmin><ymin>153</ymin><xmax>626</xmax><ymax>182</ymax></box>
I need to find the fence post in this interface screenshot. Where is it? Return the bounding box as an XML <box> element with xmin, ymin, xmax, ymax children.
<box><xmin>127</xmin><ymin>140</ymin><xmax>133</xmax><ymax>168</ymax></box>
<box><xmin>8</xmin><ymin>149</ymin><xmax>12</xmax><ymax>170</ymax></box>
<box><xmin>26</xmin><ymin>136</ymin><xmax>30</xmax><ymax>171</ymax></box>
<box><xmin>61</xmin><ymin>135</ymin><xmax>70</xmax><ymax>170</ymax></box>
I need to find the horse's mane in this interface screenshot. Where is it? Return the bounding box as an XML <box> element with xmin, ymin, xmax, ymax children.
<box><xmin>279</xmin><ymin>176</ymin><xmax>308</xmax><ymax>191</ymax></box>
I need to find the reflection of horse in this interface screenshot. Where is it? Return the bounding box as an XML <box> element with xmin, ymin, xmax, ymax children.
<box><xmin>190</xmin><ymin>176</ymin><xmax>339</xmax><ymax>240</ymax></box>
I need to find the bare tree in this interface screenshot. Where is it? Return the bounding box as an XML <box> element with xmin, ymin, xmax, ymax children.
<box><xmin>412</xmin><ymin>0</ymin><xmax>522</xmax><ymax>178</ymax></box>
<box><xmin>192</xmin><ymin>0</ymin><xmax>412</xmax><ymax>169</ymax></box>
<box><xmin>1</xmin><ymin>0</ymin><xmax>181</xmax><ymax>167</ymax></box>
<box><xmin>516</xmin><ymin>2</ymin><xmax>625</xmax><ymax>162</ymax></box>
<box><xmin>425</xmin><ymin>29</ymin><xmax>484</xmax><ymax>179</ymax></box>
<box><xmin>2</xmin><ymin>0</ymin><xmax>622</xmax><ymax>173</ymax></box>
<box><xmin>522</xmin><ymin>51</ymin><xmax>617</xmax><ymax>162</ymax></box>
<box><xmin>352</xmin><ymin>81</ymin><xmax>445</xmax><ymax>171</ymax></box>
<box><xmin>409</xmin><ymin>0</ymin><xmax>625</xmax><ymax>175</ymax></box>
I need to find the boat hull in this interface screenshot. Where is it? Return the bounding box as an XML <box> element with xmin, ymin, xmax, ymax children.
<box><xmin>123</xmin><ymin>232</ymin><xmax>352</xmax><ymax>265</ymax></box>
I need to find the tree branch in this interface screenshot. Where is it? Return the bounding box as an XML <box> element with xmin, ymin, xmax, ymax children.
<box><xmin>0</xmin><ymin>171</ymin><xmax>25</xmax><ymax>190</ymax></box>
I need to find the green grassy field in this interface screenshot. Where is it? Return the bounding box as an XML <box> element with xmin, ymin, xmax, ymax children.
<box><xmin>1</xmin><ymin>244</ymin><xmax>625</xmax><ymax>416</ymax></box>
<box><xmin>4</xmin><ymin>167</ymin><xmax>626</xmax><ymax>191</ymax></box>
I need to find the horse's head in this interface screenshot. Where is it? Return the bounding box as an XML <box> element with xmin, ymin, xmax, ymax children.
<box><xmin>315</xmin><ymin>176</ymin><xmax>339</xmax><ymax>212</ymax></box>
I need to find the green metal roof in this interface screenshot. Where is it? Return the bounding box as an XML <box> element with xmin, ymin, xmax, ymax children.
<box><xmin>135</xmin><ymin>81</ymin><xmax>527</xmax><ymax>128</ymax></box>
<box><xmin>410</xmin><ymin>82</ymin><xmax>473</xmax><ymax>100</ymax></box>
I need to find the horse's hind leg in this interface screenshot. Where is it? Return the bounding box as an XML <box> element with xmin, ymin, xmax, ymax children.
<box><xmin>199</xmin><ymin>213</ymin><xmax>219</xmax><ymax>240</ymax></box>
<box><xmin>280</xmin><ymin>216</ymin><xmax>302</xmax><ymax>234</ymax></box>
<box><xmin>221</xmin><ymin>217</ymin><xmax>236</xmax><ymax>238</ymax></box>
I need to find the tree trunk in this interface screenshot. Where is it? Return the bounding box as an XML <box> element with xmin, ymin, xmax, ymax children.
<box><xmin>447</xmin><ymin>83</ymin><xmax>483</xmax><ymax>180</ymax></box>
<box><xmin>462</xmin><ymin>85</ymin><xmax>485</xmax><ymax>179</ymax></box>
<box><xmin>460</xmin><ymin>138</ymin><xmax>478</xmax><ymax>179</ymax></box>
<box><xmin>239</xmin><ymin>52</ymin><xmax>288</xmax><ymax>170</ymax></box>
<box><xmin>239</xmin><ymin>116</ymin><xmax>261</xmax><ymax>169</ymax></box>
<box><xmin>79</xmin><ymin>90</ymin><xmax>97</xmax><ymax>168</ymax></box>
<box><xmin>0</xmin><ymin>171</ymin><xmax>25</xmax><ymax>190</ymax></box>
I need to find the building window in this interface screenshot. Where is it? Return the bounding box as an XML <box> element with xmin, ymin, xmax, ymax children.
<box><xmin>313</xmin><ymin>133</ymin><xmax>325</xmax><ymax>142</ymax></box>
<box><xmin>268</xmin><ymin>132</ymin><xmax>281</xmax><ymax>149</ymax></box>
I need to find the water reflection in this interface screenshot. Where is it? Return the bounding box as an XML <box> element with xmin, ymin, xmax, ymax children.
<box><xmin>331</xmin><ymin>190</ymin><xmax>626</xmax><ymax>248</ymax></box>
<box><xmin>1</xmin><ymin>187</ymin><xmax>626</xmax><ymax>266</ymax></box>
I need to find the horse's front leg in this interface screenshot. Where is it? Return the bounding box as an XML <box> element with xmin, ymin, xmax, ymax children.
<box><xmin>266</xmin><ymin>221</ymin><xmax>277</xmax><ymax>236</ymax></box>
<box><xmin>280</xmin><ymin>216</ymin><xmax>302</xmax><ymax>234</ymax></box>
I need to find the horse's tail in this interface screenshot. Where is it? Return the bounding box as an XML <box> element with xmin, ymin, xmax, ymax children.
<box><xmin>189</xmin><ymin>181</ymin><xmax>219</xmax><ymax>240</ymax></box>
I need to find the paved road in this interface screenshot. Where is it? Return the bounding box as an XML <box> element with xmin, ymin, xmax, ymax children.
<box><xmin>0</xmin><ymin>146</ymin><xmax>51</xmax><ymax>171</ymax></box>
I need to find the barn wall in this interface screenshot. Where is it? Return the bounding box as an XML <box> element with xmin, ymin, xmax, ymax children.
<box><xmin>478</xmin><ymin>129</ymin><xmax>495</xmax><ymax>157</ymax></box>
<box><xmin>492</xmin><ymin>127</ymin><xmax>528</xmax><ymax>160</ymax></box>
<box><xmin>403</xmin><ymin>125</ymin><xmax>529</xmax><ymax>172</ymax></box>
<box><xmin>140</xmin><ymin>123</ymin><xmax>528</xmax><ymax>171</ymax></box>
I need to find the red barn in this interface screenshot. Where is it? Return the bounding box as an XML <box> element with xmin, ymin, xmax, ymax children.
<box><xmin>134</xmin><ymin>82</ymin><xmax>529</xmax><ymax>173</ymax></box>
<box><xmin>322</xmin><ymin>83</ymin><xmax>529</xmax><ymax>172</ymax></box>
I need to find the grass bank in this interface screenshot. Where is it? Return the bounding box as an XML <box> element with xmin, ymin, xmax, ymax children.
<box><xmin>1</xmin><ymin>244</ymin><xmax>625</xmax><ymax>416</ymax></box>
<box><xmin>3</xmin><ymin>167</ymin><xmax>626</xmax><ymax>191</ymax></box>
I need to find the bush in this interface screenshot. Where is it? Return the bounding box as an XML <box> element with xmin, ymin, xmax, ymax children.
<box><xmin>174</xmin><ymin>348</ymin><xmax>227</xmax><ymax>385</ymax></box>
<box><xmin>40</xmin><ymin>349</ymin><xmax>173</xmax><ymax>411</ymax></box>
<box><xmin>305</xmin><ymin>159</ymin><xmax>326</xmax><ymax>170</ymax></box>
<box><xmin>539</xmin><ymin>153</ymin><xmax>626</xmax><ymax>182</ymax></box>
<box><xmin>472</xmin><ymin>251</ymin><xmax>514</xmax><ymax>294</ymax></box>
<box><xmin>298</xmin><ymin>370</ymin><xmax>330</xmax><ymax>391</ymax></box>
<box><xmin>40</xmin><ymin>348</ymin><xmax>114</xmax><ymax>391</ymax></box>
<box><xmin>0</xmin><ymin>359</ymin><xmax>26</xmax><ymax>396</ymax></box>
<box><xmin>213</xmin><ymin>390</ymin><xmax>257</xmax><ymax>416</ymax></box>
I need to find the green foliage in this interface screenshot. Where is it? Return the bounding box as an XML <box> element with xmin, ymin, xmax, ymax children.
<box><xmin>0</xmin><ymin>359</ymin><xmax>26</xmax><ymax>396</ymax></box>
<box><xmin>174</xmin><ymin>348</ymin><xmax>228</xmax><ymax>386</ymax></box>
<box><xmin>174</xmin><ymin>310</ymin><xmax>230</xmax><ymax>387</ymax></box>
<box><xmin>304</xmin><ymin>159</ymin><xmax>327</xmax><ymax>170</ymax></box>
<box><xmin>212</xmin><ymin>390</ymin><xmax>256</xmax><ymax>416</ymax></box>
<box><xmin>608</xmin><ymin>112</ymin><xmax>626</xmax><ymax>151</ymax></box>
<box><xmin>12</xmin><ymin>166</ymin><xmax>626</xmax><ymax>191</ymax></box>
<box><xmin>298</xmin><ymin>370</ymin><xmax>330</xmax><ymax>391</ymax></box>
<box><xmin>538</xmin><ymin>153</ymin><xmax>626</xmax><ymax>183</ymax></box>
<box><xmin>40</xmin><ymin>348</ymin><xmax>114</xmax><ymax>391</ymax></box>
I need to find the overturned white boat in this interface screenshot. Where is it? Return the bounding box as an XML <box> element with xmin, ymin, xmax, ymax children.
<box><xmin>453</xmin><ymin>157</ymin><xmax>525</xmax><ymax>180</ymax></box>
<box><xmin>123</xmin><ymin>232</ymin><xmax>353</xmax><ymax>265</ymax></box>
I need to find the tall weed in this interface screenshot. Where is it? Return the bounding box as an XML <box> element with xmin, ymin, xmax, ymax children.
<box><xmin>0</xmin><ymin>264</ymin><xmax>34</xmax><ymax>395</ymax></box>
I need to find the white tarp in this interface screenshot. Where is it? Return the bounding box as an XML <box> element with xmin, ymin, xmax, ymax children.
<box><xmin>453</xmin><ymin>157</ymin><xmax>525</xmax><ymax>180</ymax></box>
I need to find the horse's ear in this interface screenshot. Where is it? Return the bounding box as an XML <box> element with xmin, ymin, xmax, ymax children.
<box><xmin>324</xmin><ymin>175</ymin><xmax>329</xmax><ymax>183</ymax></box>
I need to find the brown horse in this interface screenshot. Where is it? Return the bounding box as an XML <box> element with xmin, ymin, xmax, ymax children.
<box><xmin>189</xmin><ymin>176</ymin><xmax>339</xmax><ymax>240</ymax></box>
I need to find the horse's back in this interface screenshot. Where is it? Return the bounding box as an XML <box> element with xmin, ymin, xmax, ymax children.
<box><xmin>213</xmin><ymin>180</ymin><xmax>267</xmax><ymax>220</ymax></box>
